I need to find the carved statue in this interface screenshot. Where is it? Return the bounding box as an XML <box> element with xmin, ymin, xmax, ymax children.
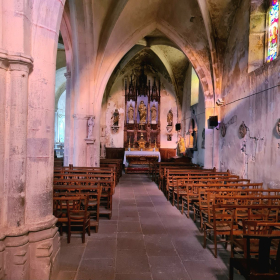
<box><xmin>138</xmin><ymin>101</ymin><xmax>147</xmax><ymax>123</ymax></box>
<box><xmin>151</xmin><ymin>104</ymin><xmax>157</xmax><ymax>123</ymax></box>
<box><xmin>112</xmin><ymin>109</ymin><xmax>120</xmax><ymax>126</ymax></box>
<box><xmin>178</xmin><ymin>135</ymin><xmax>186</xmax><ymax>155</ymax></box>
<box><xmin>167</xmin><ymin>109</ymin><xmax>173</xmax><ymax>126</ymax></box>
<box><xmin>87</xmin><ymin>116</ymin><xmax>94</xmax><ymax>139</ymax></box>
<box><xmin>128</xmin><ymin>104</ymin><xmax>134</xmax><ymax>123</ymax></box>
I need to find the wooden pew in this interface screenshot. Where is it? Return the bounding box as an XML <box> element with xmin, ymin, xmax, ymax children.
<box><xmin>153</xmin><ymin>162</ymin><xmax>201</xmax><ymax>184</ymax></box>
<box><xmin>167</xmin><ymin>173</ymin><xmax>241</xmax><ymax>202</ymax></box>
<box><xmin>55</xmin><ymin>165</ymin><xmax>117</xmax><ymax>190</ymax></box>
<box><xmin>172</xmin><ymin>178</ymin><xmax>251</xmax><ymax>215</ymax></box>
<box><xmin>53</xmin><ymin>174</ymin><xmax>114</xmax><ymax>220</ymax></box>
<box><xmin>100</xmin><ymin>158</ymin><xmax>123</xmax><ymax>178</ymax></box>
<box><xmin>204</xmin><ymin>203</ymin><xmax>280</xmax><ymax>258</ymax></box>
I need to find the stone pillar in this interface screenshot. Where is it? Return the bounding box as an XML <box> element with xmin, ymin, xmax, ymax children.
<box><xmin>0</xmin><ymin>52</ymin><xmax>9</xmax><ymax>280</ymax></box>
<box><xmin>54</xmin><ymin>110</ymin><xmax>58</xmax><ymax>144</ymax></box>
<box><xmin>73</xmin><ymin>114</ymin><xmax>88</xmax><ymax>166</ymax></box>
<box><xmin>204</xmin><ymin>103</ymin><xmax>220</xmax><ymax>170</ymax></box>
<box><xmin>64</xmin><ymin>71</ymin><xmax>72</xmax><ymax>166</ymax></box>
<box><xmin>0</xmin><ymin>51</ymin><xmax>33</xmax><ymax>280</ymax></box>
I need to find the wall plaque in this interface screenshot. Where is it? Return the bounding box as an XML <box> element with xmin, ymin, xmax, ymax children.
<box><xmin>239</xmin><ymin>121</ymin><xmax>247</xmax><ymax>138</ymax></box>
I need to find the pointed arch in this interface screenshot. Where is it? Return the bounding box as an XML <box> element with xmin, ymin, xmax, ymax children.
<box><xmin>95</xmin><ymin>21</ymin><xmax>214</xmax><ymax>116</ymax></box>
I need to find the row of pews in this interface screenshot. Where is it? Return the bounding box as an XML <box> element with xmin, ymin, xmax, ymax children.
<box><xmin>52</xmin><ymin>159</ymin><xmax>122</xmax><ymax>243</ymax></box>
<box><xmin>152</xmin><ymin>161</ymin><xmax>280</xmax><ymax>279</ymax></box>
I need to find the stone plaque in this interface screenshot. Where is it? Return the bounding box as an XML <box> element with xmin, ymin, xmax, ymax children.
<box><xmin>239</xmin><ymin>121</ymin><xmax>247</xmax><ymax>138</ymax></box>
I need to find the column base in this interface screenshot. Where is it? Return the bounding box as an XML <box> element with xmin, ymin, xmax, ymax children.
<box><xmin>0</xmin><ymin>217</ymin><xmax>60</xmax><ymax>280</ymax></box>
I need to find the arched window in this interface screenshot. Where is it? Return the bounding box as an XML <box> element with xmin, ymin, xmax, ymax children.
<box><xmin>267</xmin><ymin>0</ymin><xmax>279</xmax><ymax>62</ymax></box>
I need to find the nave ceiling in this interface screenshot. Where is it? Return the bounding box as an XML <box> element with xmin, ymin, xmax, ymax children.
<box><xmin>61</xmin><ymin>0</ymin><xmax>242</xmax><ymax>106</ymax></box>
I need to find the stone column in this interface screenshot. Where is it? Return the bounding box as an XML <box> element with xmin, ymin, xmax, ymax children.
<box><xmin>54</xmin><ymin>109</ymin><xmax>58</xmax><ymax>144</ymax></box>
<box><xmin>0</xmin><ymin>51</ymin><xmax>33</xmax><ymax>280</ymax></box>
<box><xmin>64</xmin><ymin>71</ymin><xmax>72</xmax><ymax>166</ymax></box>
<box><xmin>0</xmin><ymin>53</ymin><xmax>8</xmax><ymax>280</ymax></box>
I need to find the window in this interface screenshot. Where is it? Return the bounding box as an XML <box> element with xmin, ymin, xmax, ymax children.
<box><xmin>190</xmin><ymin>68</ymin><xmax>199</xmax><ymax>106</ymax></box>
<box><xmin>248</xmin><ymin>0</ymin><xmax>279</xmax><ymax>72</ymax></box>
<box><xmin>267</xmin><ymin>0</ymin><xmax>279</xmax><ymax>62</ymax></box>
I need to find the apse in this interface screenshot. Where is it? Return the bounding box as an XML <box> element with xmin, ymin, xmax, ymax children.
<box><xmin>100</xmin><ymin>30</ymin><xmax>205</xmax><ymax>168</ymax></box>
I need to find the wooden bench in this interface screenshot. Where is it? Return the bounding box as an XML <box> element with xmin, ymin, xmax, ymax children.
<box><xmin>53</xmin><ymin>175</ymin><xmax>114</xmax><ymax>220</ymax></box>
<box><xmin>204</xmin><ymin>203</ymin><xmax>280</xmax><ymax>258</ymax></box>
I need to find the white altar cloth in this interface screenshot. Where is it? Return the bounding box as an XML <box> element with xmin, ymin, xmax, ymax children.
<box><xmin>123</xmin><ymin>151</ymin><xmax>161</xmax><ymax>167</ymax></box>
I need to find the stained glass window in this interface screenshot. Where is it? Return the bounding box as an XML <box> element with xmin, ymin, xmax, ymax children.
<box><xmin>267</xmin><ymin>0</ymin><xmax>279</xmax><ymax>62</ymax></box>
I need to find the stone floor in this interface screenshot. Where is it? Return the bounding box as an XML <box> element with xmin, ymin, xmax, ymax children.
<box><xmin>55</xmin><ymin>174</ymin><xmax>244</xmax><ymax>280</ymax></box>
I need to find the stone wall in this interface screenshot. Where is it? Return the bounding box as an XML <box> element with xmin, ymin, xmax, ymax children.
<box><xmin>220</xmin><ymin>0</ymin><xmax>280</xmax><ymax>187</ymax></box>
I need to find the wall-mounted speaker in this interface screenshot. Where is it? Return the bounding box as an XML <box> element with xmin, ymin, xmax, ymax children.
<box><xmin>209</xmin><ymin>116</ymin><xmax>218</xmax><ymax>127</ymax></box>
<box><xmin>175</xmin><ymin>123</ymin><xmax>181</xmax><ymax>131</ymax></box>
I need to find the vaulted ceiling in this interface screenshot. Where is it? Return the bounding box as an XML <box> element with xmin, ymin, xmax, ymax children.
<box><xmin>62</xmin><ymin>0</ymin><xmax>242</xmax><ymax>104</ymax></box>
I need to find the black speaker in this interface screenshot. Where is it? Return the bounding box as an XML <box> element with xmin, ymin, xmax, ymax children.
<box><xmin>209</xmin><ymin>116</ymin><xmax>218</xmax><ymax>127</ymax></box>
<box><xmin>175</xmin><ymin>123</ymin><xmax>181</xmax><ymax>131</ymax></box>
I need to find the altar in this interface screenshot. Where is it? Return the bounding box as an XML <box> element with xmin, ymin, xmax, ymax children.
<box><xmin>123</xmin><ymin>151</ymin><xmax>161</xmax><ymax>173</ymax></box>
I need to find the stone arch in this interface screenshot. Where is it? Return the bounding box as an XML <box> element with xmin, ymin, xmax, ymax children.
<box><xmin>55</xmin><ymin>67</ymin><xmax>67</xmax><ymax>109</ymax></box>
<box><xmin>95</xmin><ymin>22</ymin><xmax>215</xmax><ymax>122</ymax></box>
<box><xmin>60</xmin><ymin>4</ymin><xmax>73</xmax><ymax>72</ymax></box>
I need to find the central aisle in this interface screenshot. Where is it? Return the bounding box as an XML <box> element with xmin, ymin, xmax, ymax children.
<box><xmin>56</xmin><ymin>174</ymin><xmax>243</xmax><ymax>280</ymax></box>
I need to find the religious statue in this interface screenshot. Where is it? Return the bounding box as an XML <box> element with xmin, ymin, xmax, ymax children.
<box><xmin>111</xmin><ymin>109</ymin><xmax>120</xmax><ymax>126</ymax></box>
<box><xmin>277</xmin><ymin>119</ymin><xmax>280</xmax><ymax>136</ymax></box>
<box><xmin>167</xmin><ymin>109</ymin><xmax>173</xmax><ymax>126</ymax></box>
<box><xmin>178</xmin><ymin>135</ymin><xmax>186</xmax><ymax>155</ymax></box>
<box><xmin>138</xmin><ymin>101</ymin><xmax>147</xmax><ymax>123</ymax></box>
<box><xmin>87</xmin><ymin>116</ymin><xmax>94</xmax><ymax>139</ymax></box>
<box><xmin>128</xmin><ymin>104</ymin><xmax>134</xmax><ymax>123</ymax></box>
<box><xmin>151</xmin><ymin>104</ymin><xmax>157</xmax><ymax>124</ymax></box>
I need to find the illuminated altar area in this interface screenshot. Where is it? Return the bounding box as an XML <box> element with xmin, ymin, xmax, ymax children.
<box><xmin>100</xmin><ymin>47</ymin><xmax>194</xmax><ymax>171</ymax></box>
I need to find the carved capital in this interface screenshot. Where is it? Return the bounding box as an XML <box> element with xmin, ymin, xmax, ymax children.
<box><xmin>0</xmin><ymin>49</ymin><xmax>33</xmax><ymax>73</ymax></box>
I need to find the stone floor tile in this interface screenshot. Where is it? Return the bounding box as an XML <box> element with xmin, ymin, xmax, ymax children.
<box><xmin>76</xmin><ymin>258</ymin><xmax>115</xmax><ymax>280</ymax></box>
<box><xmin>115</xmin><ymin>273</ymin><xmax>153</xmax><ymax>280</ymax></box>
<box><xmin>116</xmin><ymin>249</ymin><xmax>150</xmax><ymax>273</ymax></box>
<box><xmin>118</xmin><ymin>221</ymin><xmax>142</xmax><ymax>233</ymax></box>
<box><xmin>55</xmin><ymin>271</ymin><xmax>76</xmax><ymax>280</ymax></box>
<box><xmin>148</xmin><ymin>256</ymin><xmax>191</xmax><ymax>280</ymax></box>
<box><xmin>144</xmin><ymin>234</ymin><xmax>177</xmax><ymax>256</ymax></box>
<box><xmin>183</xmin><ymin>260</ymin><xmax>228</xmax><ymax>280</ymax></box>
<box><xmin>117</xmin><ymin>232</ymin><xmax>145</xmax><ymax>250</ymax></box>
<box><xmin>97</xmin><ymin>223</ymin><xmax>118</xmax><ymax>234</ymax></box>
<box><xmin>140</xmin><ymin>220</ymin><xmax>166</xmax><ymax>234</ymax></box>
<box><xmin>136</xmin><ymin>201</ymin><xmax>154</xmax><ymax>207</ymax></box>
<box><xmin>83</xmin><ymin>239</ymin><xmax>117</xmax><ymax>259</ymax></box>
<box><xmin>59</xmin><ymin>245</ymin><xmax>85</xmax><ymax>271</ymax></box>
<box><xmin>87</xmin><ymin>232</ymin><xmax>117</xmax><ymax>240</ymax></box>
<box><xmin>118</xmin><ymin>212</ymin><xmax>139</xmax><ymax>222</ymax></box>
